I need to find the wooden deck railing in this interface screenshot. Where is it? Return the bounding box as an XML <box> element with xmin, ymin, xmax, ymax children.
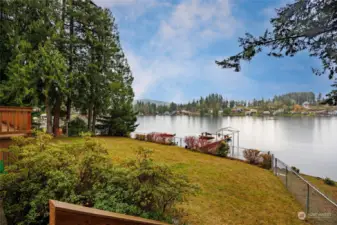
<box><xmin>0</xmin><ymin>106</ymin><xmax>32</xmax><ymax>136</ymax></box>
<box><xmin>49</xmin><ymin>200</ymin><xmax>169</xmax><ymax>225</ymax></box>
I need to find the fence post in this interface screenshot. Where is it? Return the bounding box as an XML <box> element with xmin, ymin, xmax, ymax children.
<box><xmin>274</xmin><ymin>158</ymin><xmax>278</xmax><ymax>175</ymax></box>
<box><xmin>285</xmin><ymin>166</ymin><xmax>288</xmax><ymax>189</ymax></box>
<box><xmin>180</xmin><ymin>138</ymin><xmax>182</xmax><ymax>147</ymax></box>
<box><xmin>306</xmin><ymin>183</ymin><xmax>310</xmax><ymax>215</ymax></box>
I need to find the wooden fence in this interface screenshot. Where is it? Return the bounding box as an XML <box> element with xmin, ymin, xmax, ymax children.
<box><xmin>0</xmin><ymin>152</ymin><xmax>11</xmax><ymax>167</ymax></box>
<box><xmin>49</xmin><ymin>200</ymin><xmax>169</xmax><ymax>225</ymax></box>
<box><xmin>0</xmin><ymin>106</ymin><xmax>32</xmax><ymax>148</ymax></box>
<box><xmin>0</xmin><ymin>106</ymin><xmax>32</xmax><ymax>136</ymax></box>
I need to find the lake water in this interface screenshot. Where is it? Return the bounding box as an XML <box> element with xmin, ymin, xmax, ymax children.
<box><xmin>136</xmin><ymin>116</ymin><xmax>337</xmax><ymax>180</ymax></box>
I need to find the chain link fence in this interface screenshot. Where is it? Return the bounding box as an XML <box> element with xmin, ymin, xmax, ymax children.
<box><xmin>131</xmin><ymin>132</ymin><xmax>337</xmax><ymax>224</ymax></box>
<box><xmin>274</xmin><ymin>158</ymin><xmax>337</xmax><ymax>224</ymax></box>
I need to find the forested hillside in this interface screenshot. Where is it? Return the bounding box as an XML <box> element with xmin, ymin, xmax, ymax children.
<box><xmin>135</xmin><ymin>92</ymin><xmax>324</xmax><ymax>116</ymax></box>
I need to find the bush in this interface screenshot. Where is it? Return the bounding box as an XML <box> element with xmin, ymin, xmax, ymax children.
<box><xmin>184</xmin><ymin>136</ymin><xmax>199</xmax><ymax>150</ymax></box>
<box><xmin>324</xmin><ymin>177</ymin><xmax>335</xmax><ymax>186</ymax></box>
<box><xmin>135</xmin><ymin>134</ymin><xmax>146</xmax><ymax>141</ymax></box>
<box><xmin>215</xmin><ymin>141</ymin><xmax>230</xmax><ymax>157</ymax></box>
<box><xmin>68</xmin><ymin>117</ymin><xmax>88</xmax><ymax>136</ymax></box>
<box><xmin>243</xmin><ymin>149</ymin><xmax>261</xmax><ymax>165</ymax></box>
<box><xmin>0</xmin><ymin>132</ymin><xmax>197</xmax><ymax>224</ymax></box>
<box><xmin>291</xmin><ymin>166</ymin><xmax>300</xmax><ymax>174</ymax></box>
<box><xmin>146</xmin><ymin>133</ymin><xmax>175</xmax><ymax>145</ymax></box>
<box><xmin>260</xmin><ymin>153</ymin><xmax>272</xmax><ymax>169</ymax></box>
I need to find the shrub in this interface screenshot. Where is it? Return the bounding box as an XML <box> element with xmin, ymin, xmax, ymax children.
<box><xmin>291</xmin><ymin>166</ymin><xmax>300</xmax><ymax>174</ymax></box>
<box><xmin>0</xmin><ymin>132</ymin><xmax>197</xmax><ymax>224</ymax></box>
<box><xmin>68</xmin><ymin>117</ymin><xmax>88</xmax><ymax>136</ymax></box>
<box><xmin>243</xmin><ymin>149</ymin><xmax>261</xmax><ymax>164</ymax></box>
<box><xmin>324</xmin><ymin>177</ymin><xmax>335</xmax><ymax>186</ymax></box>
<box><xmin>135</xmin><ymin>134</ymin><xmax>146</xmax><ymax>141</ymax></box>
<box><xmin>216</xmin><ymin>141</ymin><xmax>230</xmax><ymax>157</ymax></box>
<box><xmin>184</xmin><ymin>136</ymin><xmax>199</xmax><ymax>150</ymax></box>
<box><xmin>146</xmin><ymin>133</ymin><xmax>175</xmax><ymax>145</ymax></box>
<box><xmin>146</xmin><ymin>133</ymin><xmax>156</xmax><ymax>142</ymax></box>
<box><xmin>260</xmin><ymin>153</ymin><xmax>272</xmax><ymax>169</ymax></box>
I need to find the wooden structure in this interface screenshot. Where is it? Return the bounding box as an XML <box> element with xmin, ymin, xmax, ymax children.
<box><xmin>0</xmin><ymin>106</ymin><xmax>32</xmax><ymax>148</ymax></box>
<box><xmin>49</xmin><ymin>200</ymin><xmax>169</xmax><ymax>225</ymax></box>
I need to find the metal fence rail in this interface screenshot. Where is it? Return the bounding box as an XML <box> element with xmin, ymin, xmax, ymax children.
<box><xmin>274</xmin><ymin>158</ymin><xmax>337</xmax><ymax>224</ymax></box>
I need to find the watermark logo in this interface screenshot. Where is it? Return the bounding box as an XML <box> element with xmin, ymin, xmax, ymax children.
<box><xmin>298</xmin><ymin>211</ymin><xmax>306</xmax><ymax>220</ymax></box>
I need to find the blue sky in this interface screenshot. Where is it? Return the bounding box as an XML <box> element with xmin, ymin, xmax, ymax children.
<box><xmin>93</xmin><ymin>0</ymin><xmax>333</xmax><ymax>103</ymax></box>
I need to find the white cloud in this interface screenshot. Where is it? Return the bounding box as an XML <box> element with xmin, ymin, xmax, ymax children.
<box><xmin>93</xmin><ymin>0</ymin><xmax>172</xmax><ymax>21</ymax></box>
<box><xmin>152</xmin><ymin>0</ymin><xmax>240</xmax><ymax>59</ymax></box>
<box><xmin>115</xmin><ymin>0</ymin><xmax>244</xmax><ymax>101</ymax></box>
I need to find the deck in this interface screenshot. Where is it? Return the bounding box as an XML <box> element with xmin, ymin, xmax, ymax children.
<box><xmin>0</xmin><ymin>106</ymin><xmax>32</xmax><ymax>148</ymax></box>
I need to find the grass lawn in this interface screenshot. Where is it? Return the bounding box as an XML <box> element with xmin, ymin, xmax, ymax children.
<box><xmin>302</xmin><ymin>175</ymin><xmax>337</xmax><ymax>203</ymax></box>
<box><xmin>58</xmin><ymin>137</ymin><xmax>308</xmax><ymax>225</ymax></box>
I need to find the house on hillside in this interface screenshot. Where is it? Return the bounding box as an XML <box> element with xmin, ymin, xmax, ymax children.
<box><xmin>302</xmin><ymin>101</ymin><xmax>310</xmax><ymax>109</ymax></box>
<box><xmin>263</xmin><ymin>111</ymin><xmax>271</xmax><ymax>116</ymax></box>
<box><xmin>328</xmin><ymin>110</ymin><xmax>337</xmax><ymax>116</ymax></box>
<box><xmin>245</xmin><ymin>109</ymin><xmax>257</xmax><ymax>116</ymax></box>
<box><xmin>232</xmin><ymin>108</ymin><xmax>243</xmax><ymax>113</ymax></box>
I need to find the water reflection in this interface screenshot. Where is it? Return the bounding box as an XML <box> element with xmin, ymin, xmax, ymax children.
<box><xmin>136</xmin><ymin>115</ymin><xmax>337</xmax><ymax>179</ymax></box>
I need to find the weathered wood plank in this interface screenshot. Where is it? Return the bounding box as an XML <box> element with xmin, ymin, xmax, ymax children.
<box><xmin>49</xmin><ymin>200</ymin><xmax>169</xmax><ymax>225</ymax></box>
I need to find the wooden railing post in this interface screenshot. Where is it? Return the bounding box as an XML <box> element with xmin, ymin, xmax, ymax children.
<box><xmin>49</xmin><ymin>200</ymin><xmax>169</xmax><ymax>225</ymax></box>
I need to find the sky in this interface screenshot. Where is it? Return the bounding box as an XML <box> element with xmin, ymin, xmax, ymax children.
<box><xmin>93</xmin><ymin>0</ymin><xmax>333</xmax><ymax>103</ymax></box>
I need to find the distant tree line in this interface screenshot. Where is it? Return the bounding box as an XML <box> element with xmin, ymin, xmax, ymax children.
<box><xmin>273</xmin><ymin>92</ymin><xmax>316</xmax><ymax>105</ymax></box>
<box><xmin>0</xmin><ymin>0</ymin><xmax>137</xmax><ymax>136</ymax></box>
<box><xmin>134</xmin><ymin>92</ymin><xmax>321</xmax><ymax>116</ymax></box>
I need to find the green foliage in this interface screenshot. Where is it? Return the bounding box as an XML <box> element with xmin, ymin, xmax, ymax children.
<box><xmin>324</xmin><ymin>80</ymin><xmax>337</xmax><ymax>105</ymax></box>
<box><xmin>0</xmin><ymin>0</ymin><xmax>135</xmax><ymax>136</ymax></box>
<box><xmin>291</xmin><ymin>166</ymin><xmax>300</xmax><ymax>174</ymax></box>
<box><xmin>216</xmin><ymin>141</ymin><xmax>230</xmax><ymax>157</ymax></box>
<box><xmin>68</xmin><ymin>117</ymin><xmax>88</xmax><ymax>137</ymax></box>
<box><xmin>324</xmin><ymin>177</ymin><xmax>335</xmax><ymax>186</ymax></box>
<box><xmin>216</xmin><ymin>0</ymin><xmax>337</xmax><ymax>79</ymax></box>
<box><xmin>222</xmin><ymin>108</ymin><xmax>231</xmax><ymax>116</ymax></box>
<box><xmin>273</xmin><ymin>92</ymin><xmax>315</xmax><ymax>105</ymax></box>
<box><xmin>94</xmin><ymin>148</ymin><xmax>198</xmax><ymax>221</ymax></box>
<box><xmin>96</xmin><ymin>102</ymin><xmax>138</xmax><ymax>136</ymax></box>
<box><xmin>259</xmin><ymin>153</ymin><xmax>272</xmax><ymax>170</ymax></box>
<box><xmin>135</xmin><ymin>134</ymin><xmax>146</xmax><ymax>141</ymax></box>
<box><xmin>0</xmin><ymin>132</ymin><xmax>197</xmax><ymax>224</ymax></box>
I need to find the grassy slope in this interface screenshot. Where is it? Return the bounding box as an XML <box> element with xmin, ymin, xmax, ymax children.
<box><xmin>58</xmin><ymin>137</ymin><xmax>307</xmax><ymax>225</ymax></box>
<box><xmin>302</xmin><ymin>175</ymin><xmax>337</xmax><ymax>203</ymax></box>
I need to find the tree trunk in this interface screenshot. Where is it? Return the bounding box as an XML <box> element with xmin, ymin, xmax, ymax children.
<box><xmin>45</xmin><ymin>98</ymin><xmax>53</xmax><ymax>134</ymax></box>
<box><xmin>65</xmin><ymin>0</ymin><xmax>74</xmax><ymax>137</ymax></box>
<box><xmin>88</xmin><ymin>103</ymin><xmax>93</xmax><ymax>131</ymax></box>
<box><xmin>92</xmin><ymin>106</ymin><xmax>97</xmax><ymax>134</ymax></box>
<box><xmin>53</xmin><ymin>96</ymin><xmax>61</xmax><ymax>136</ymax></box>
<box><xmin>65</xmin><ymin>98</ymin><xmax>71</xmax><ymax>136</ymax></box>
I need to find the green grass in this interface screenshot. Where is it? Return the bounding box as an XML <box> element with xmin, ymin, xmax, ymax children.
<box><xmin>57</xmin><ymin>137</ymin><xmax>308</xmax><ymax>225</ymax></box>
<box><xmin>302</xmin><ymin>175</ymin><xmax>337</xmax><ymax>203</ymax></box>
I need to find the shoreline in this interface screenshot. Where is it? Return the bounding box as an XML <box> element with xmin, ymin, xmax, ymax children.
<box><xmin>137</xmin><ymin>114</ymin><xmax>336</xmax><ymax>118</ymax></box>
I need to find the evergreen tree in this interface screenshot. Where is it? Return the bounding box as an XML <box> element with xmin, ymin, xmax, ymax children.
<box><xmin>216</xmin><ymin>0</ymin><xmax>337</xmax><ymax>79</ymax></box>
<box><xmin>96</xmin><ymin>101</ymin><xmax>138</xmax><ymax>136</ymax></box>
<box><xmin>0</xmin><ymin>0</ymin><xmax>137</xmax><ymax>136</ymax></box>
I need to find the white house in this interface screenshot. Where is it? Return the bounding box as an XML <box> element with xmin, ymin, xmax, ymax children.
<box><xmin>302</xmin><ymin>101</ymin><xmax>310</xmax><ymax>109</ymax></box>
